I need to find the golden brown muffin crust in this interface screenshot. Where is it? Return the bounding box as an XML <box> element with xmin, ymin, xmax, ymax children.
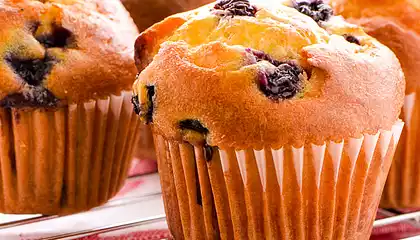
<box><xmin>0</xmin><ymin>0</ymin><xmax>138</xmax><ymax>106</ymax></box>
<box><xmin>331</xmin><ymin>0</ymin><xmax>420</xmax><ymax>94</ymax></box>
<box><xmin>133</xmin><ymin>0</ymin><xmax>405</xmax><ymax>149</ymax></box>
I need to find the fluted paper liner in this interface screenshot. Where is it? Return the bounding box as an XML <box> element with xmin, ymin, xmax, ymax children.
<box><xmin>382</xmin><ymin>93</ymin><xmax>420</xmax><ymax>208</ymax></box>
<box><xmin>154</xmin><ymin>121</ymin><xmax>403</xmax><ymax>240</ymax></box>
<box><xmin>134</xmin><ymin>123</ymin><xmax>156</xmax><ymax>160</ymax></box>
<box><xmin>0</xmin><ymin>91</ymin><xmax>140</xmax><ymax>215</ymax></box>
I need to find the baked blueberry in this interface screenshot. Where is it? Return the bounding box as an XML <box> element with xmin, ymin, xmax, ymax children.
<box><xmin>246</xmin><ymin>49</ymin><xmax>304</xmax><ymax>100</ymax></box>
<box><xmin>295</xmin><ymin>0</ymin><xmax>333</xmax><ymax>23</ymax></box>
<box><xmin>179</xmin><ymin>119</ymin><xmax>209</xmax><ymax>134</ymax></box>
<box><xmin>145</xmin><ymin>85</ymin><xmax>155</xmax><ymax>123</ymax></box>
<box><xmin>36</xmin><ymin>25</ymin><xmax>74</xmax><ymax>48</ymax></box>
<box><xmin>131</xmin><ymin>85</ymin><xmax>155</xmax><ymax>123</ymax></box>
<box><xmin>5</xmin><ymin>54</ymin><xmax>56</xmax><ymax>86</ymax></box>
<box><xmin>213</xmin><ymin>0</ymin><xmax>257</xmax><ymax>17</ymax></box>
<box><xmin>132</xmin><ymin>95</ymin><xmax>141</xmax><ymax>115</ymax></box>
<box><xmin>260</xmin><ymin>63</ymin><xmax>304</xmax><ymax>100</ymax></box>
<box><xmin>0</xmin><ymin>87</ymin><xmax>59</xmax><ymax>108</ymax></box>
<box><xmin>343</xmin><ymin>34</ymin><xmax>361</xmax><ymax>45</ymax></box>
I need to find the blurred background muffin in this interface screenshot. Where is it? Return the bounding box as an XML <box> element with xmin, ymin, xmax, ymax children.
<box><xmin>330</xmin><ymin>0</ymin><xmax>420</xmax><ymax>208</ymax></box>
<box><xmin>121</xmin><ymin>0</ymin><xmax>213</xmax><ymax>32</ymax></box>
<box><xmin>132</xmin><ymin>0</ymin><xmax>405</xmax><ymax>238</ymax></box>
<box><xmin>0</xmin><ymin>0</ymin><xmax>139</xmax><ymax>215</ymax></box>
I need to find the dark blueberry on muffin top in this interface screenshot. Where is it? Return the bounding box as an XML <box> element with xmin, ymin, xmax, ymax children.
<box><xmin>6</xmin><ymin>54</ymin><xmax>56</xmax><ymax>86</ymax></box>
<box><xmin>260</xmin><ymin>62</ymin><xmax>304</xmax><ymax>100</ymax></box>
<box><xmin>247</xmin><ymin>49</ymin><xmax>305</xmax><ymax>100</ymax></box>
<box><xmin>294</xmin><ymin>0</ymin><xmax>333</xmax><ymax>23</ymax></box>
<box><xmin>179</xmin><ymin>119</ymin><xmax>209</xmax><ymax>134</ymax></box>
<box><xmin>343</xmin><ymin>34</ymin><xmax>361</xmax><ymax>45</ymax></box>
<box><xmin>35</xmin><ymin>25</ymin><xmax>75</xmax><ymax>48</ymax></box>
<box><xmin>213</xmin><ymin>0</ymin><xmax>257</xmax><ymax>17</ymax></box>
<box><xmin>2</xmin><ymin>53</ymin><xmax>59</xmax><ymax>108</ymax></box>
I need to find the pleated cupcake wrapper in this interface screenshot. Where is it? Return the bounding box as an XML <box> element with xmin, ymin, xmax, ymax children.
<box><xmin>0</xmin><ymin>91</ymin><xmax>140</xmax><ymax>215</ymax></box>
<box><xmin>154</xmin><ymin>121</ymin><xmax>404</xmax><ymax>240</ymax></box>
<box><xmin>382</xmin><ymin>93</ymin><xmax>420</xmax><ymax>208</ymax></box>
<box><xmin>134</xmin><ymin>123</ymin><xmax>156</xmax><ymax>161</ymax></box>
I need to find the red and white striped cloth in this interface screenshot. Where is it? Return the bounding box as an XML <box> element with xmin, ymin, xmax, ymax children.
<box><xmin>371</xmin><ymin>209</ymin><xmax>420</xmax><ymax>240</ymax></box>
<box><xmin>76</xmin><ymin>230</ymin><xmax>171</xmax><ymax>240</ymax></box>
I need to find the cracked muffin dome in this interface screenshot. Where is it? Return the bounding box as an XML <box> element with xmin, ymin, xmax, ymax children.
<box><xmin>0</xmin><ymin>0</ymin><xmax>138</xmax><ymax>107</ymax></box>
<box><xmin>330</xmin><ymin>0</ymin><xmax>420</xmax><ymax>94</ymax></box>
<box><xmin>132</xmin><ymin>0</ymin><xmax>405</xmax><ymax>149</ymax></box>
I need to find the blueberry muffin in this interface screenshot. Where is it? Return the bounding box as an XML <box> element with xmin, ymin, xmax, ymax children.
<box><xmin>133</xmin><ymin>0</ymin><xmax>405</xmax><ymax>239</ymax></box>
<box><xmin>330</xmin><ymin>0</ymin><xmax>420</xmax><ymax>209</ymax></box>
<box><xmin>0</xmin><ymin>0</ymin><xmax>139</xmax><ymax>214</ymax></box>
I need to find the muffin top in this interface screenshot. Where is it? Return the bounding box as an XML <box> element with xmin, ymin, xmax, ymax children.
<box><xmin>121</xmin><ymin>0</ymin><xmax>213</xmax><ymax>32</ymax></box>
<box><xmin>132</xmin><ymin>0</ymin><xmax>405</xmax><ymax>149</ymax></box>
<box><xmin>0</xmin><ymin>0</ymin><xmax>138</xmax><ymax>108</ymax></box>
<box><xmin>331</xmin><ymin>0</ymin><xmax>420</xmax><ymax>94</ymax></box>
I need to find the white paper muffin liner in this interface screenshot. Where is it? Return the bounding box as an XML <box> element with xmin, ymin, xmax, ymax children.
<box><xmin>382</xmin><ymin>93</ymin><xmax>420</xmax><ymax>208</ymax></box>
<box><xmin>0</xmin><ymin>91</ymin><xmax>140</xmax><ymax>215</ymax></box>
<box><xmin>154</xmin><ymin>120</ymin><xmax>403</xmax><ymax>240</ymax></box>
<box><xmin>134</xmin><ymin>123</ymin><xmax>156</xmax><ymax>160</ymax></box>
